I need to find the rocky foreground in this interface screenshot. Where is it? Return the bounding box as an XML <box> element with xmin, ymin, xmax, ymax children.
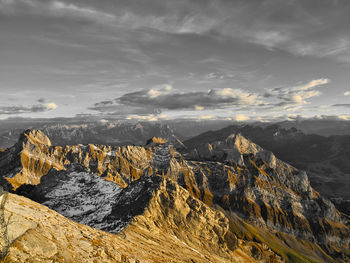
<box><xmin>0</xmin><ymin>129</ymin><xmax>349</xmax><ymax>262</ymax></box>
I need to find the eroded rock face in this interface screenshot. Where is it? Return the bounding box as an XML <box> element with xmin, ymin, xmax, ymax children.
<box><xmin>0</xmin><ymin>188</ymin><xmax>9</xmax><ymax>260</ymax></box>
<box><xmin>132</xmin><ymin>177</ymin><xmax>239</xmax><ymax>257</ymax></box>
<box><xmin>1</xmin><ymin>129</ymin><xmax>349</xmax><ymax>262</ymax></box>
<box><xmin>0</xmin><ymin>130</ymin><xmax>64</xmax><ymax>190</ymax></box>
<box><xmin>0</xmin><ymin>193</ymin><xmax>201</xmax><ymax>262</ymax></box>
<box><xmin>186</xmin><ymin>134</ymin><xmax>350</xmax><ymax>253</ymax></box>
<box><xmin>1</xmin><ymin>185</ymin><xmax>286</xmax><ymax>263</ymax></box>
<box><xmin>2</xmin><ymin>173</ymin><xmax>336</xmax><ymax>263</ymax></box>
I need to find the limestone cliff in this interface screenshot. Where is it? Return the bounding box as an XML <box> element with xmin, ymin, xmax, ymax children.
<box><xmin>1</xmin><ymin>129</ymin><xmax>349</xmax><ymax>262</ymax></box>
<box><xmin>0</xmin><ymin>184</ymin><xmax>285</xmax><ymax>263</ymax></box>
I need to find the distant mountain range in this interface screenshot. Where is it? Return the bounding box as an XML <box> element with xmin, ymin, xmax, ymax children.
<box><xmin>184</xmin><ymin>124</ymin><xmax>350</xmax><ymax>215</ymax></box>
<box><xmin>277</xmin><ymin>119</ymin><xmax>350</xmax><ymax>136</ymax></box>
<box><xmin>2</xmin><ymin>118</ymin><xmax>349</xmax><ymax>148</ymax></box>
<box><xmin>0</xmin><ymin>129</ymin><xmax>349</xmax><ymax>262</ymax></box>
<box><xmin>0</xmin><ymin>121</ymin><xmax>180</xmax><ymax>148</ymax></box>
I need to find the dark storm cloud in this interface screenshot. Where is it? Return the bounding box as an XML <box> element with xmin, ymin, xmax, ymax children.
<box><xmin>117</xmin><ymin>85</ymin><xmax>259</xmax><ymax>110</ymax></box>
<box><xmin>93</xmin><ymin>100</ymin><xmax>114</xmax><ymax>107</ymax></box>
<box><xmin>0</xmin><ymin>103</ymin><xmax>58</xmax><ymax>115</ymax></box>
<box><xmin>332</xmin><ymin>104</ymin><xmax>350</xmax><ymax>107</ymax></box>
<box><xmin>88</xmin><ymin>85</ymin><xmax>261</xmax><ymax>117</ymax></box>
<box><xmin>37</xmin><ymin>98</ymin><xmax>47</xmax><ymax>103</ymax></box>
<box><xmin>88</xmin><ymin>100</ymin><xmax>158</xmax><ymax>116</ymax></box>
<box><xmin>88</xmin><ymin>104</ymin><xmax>157</xmax><ymax>115</ymax></box>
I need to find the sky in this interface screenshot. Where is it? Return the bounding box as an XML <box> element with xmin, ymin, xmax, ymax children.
<box><xmin>0</xmin><ymin>0</ymin><xmax>350</xmax><ymax>122</ymax></box>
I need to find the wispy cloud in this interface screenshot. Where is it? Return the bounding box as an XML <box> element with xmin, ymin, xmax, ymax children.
<box><xmin>264</xmin><ymin>78</ymin><xmax>330</xmax><ymax>109</ymax></box>
<box><xmin>0</xmin><ymin>0</ymin><xmax>115</xmax><ymax>23</ymax></box>
<box><xmin>2</xmin><ymin>0</ymin><xmax>349</xmax><ymax>64</ymax></box>
<box><xmin>48</xmin><ymin>1</ymin><xmax>115</xmax><ymax>22</ymax></box>
<box><xmin>285</xmin><ymin>37</ymin><xmax>350</xmax><ymax>63</ymax></box>
<box><xmin>248</xmin><ymin>30</ymin><xmax>290</xmax><ymax>50</ymax></box>
<box><xmin>0</xmin><ymin>102</ymin><xmax>58</xmax><ymax>115</ymax></box>
<box><xmin>126</xmin><ymin>113</ymin><xmax>168</xmax><ymax>122</ymax></box>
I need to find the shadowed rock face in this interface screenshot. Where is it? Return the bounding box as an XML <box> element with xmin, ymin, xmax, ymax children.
<box><xmin>1</xmin><ymin>129</ymin><xmax>350</xmax><ymax>262</ymax></box>
<box><xmin>16</xmin><ymin>164</ymin><xmax>124</xmax><ymax>231</ymax></box>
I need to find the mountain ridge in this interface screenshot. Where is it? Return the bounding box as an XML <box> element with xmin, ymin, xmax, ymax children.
<box><xmin>184</xmin><ymin>124</ymin><xmax>350</xmax><ymax>215</ymax></box>
<box><xmin>0</xmin><ymin>129</ymin><xmax>349</xmax><ymax>262</ymax></box>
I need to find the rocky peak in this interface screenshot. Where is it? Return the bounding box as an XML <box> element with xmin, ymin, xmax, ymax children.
<box><xmin>0</xmin><ymin>130</ymin><xmax>62</xmax><ymax>190</ymax></box>
<box><xmin>189</xmin><ymin>133</ymin><xmax>275</xmax><ymax>166</ymax></box>
<box><xmin>146</xmin><ymin>137</ymin><xmax>168</xmax><ymax>146</ymax></box>
<box><xmin>229</xmin><ymin>133</ymin><xmax>261</xmax><ymax>155</ymax></box>
<box><xmin>16</xmin><ymin>129</ymin><xmax>52</xmax><ymax>149</ymax></box>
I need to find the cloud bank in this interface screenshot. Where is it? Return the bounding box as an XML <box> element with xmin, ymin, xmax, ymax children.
<box><xmin>89</xmin><ymin>85</ymin><xmax>260</xmax><ymax>117</ymax></box>
<box><xmin>0</xmin><ymin>102</ymin><xmax>58</xmax><ymax>115</ymax></box>
<box><xmin>89</xmin><ymin>78</ymin><xmax>331</xmax><ymax>120</ymax></box>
